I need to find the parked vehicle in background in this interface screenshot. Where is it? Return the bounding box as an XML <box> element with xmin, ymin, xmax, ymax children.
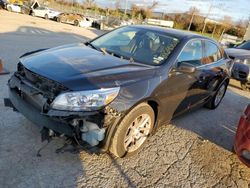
<box><xmin>5</xmin><ymin>26</ymin><xmax>232</xmax><ymax>158</ymax></box>
<box><xmin>0</xmin><ymin>0</ymin><xmax>7</xmax><ymax>9</ymax></box>
<box><xmin>57</xmin><ymin>13</ymin><xmax>93</xmax><ymax>27</ymax></box>
<box><xmin>79</xmin><ymin>17</ymin><xmax>93</xmax><ymax>28</ymax></box>
<box><xmin>145</xmin><ymin>18</ymin><xmax>174</xmax><ymax>28</ymax></box>
<box><xmin>21</xmin><ymin>1</ymin><xmax>40</xmax><ymax>15</ymax></box>
<box><xmin>236</xmin><ymin>40</ymin><xmax>250</xmax><ymax>50</ymax></box>
<box><xmin>220</xmin><ymin>34</ymin><xmax>239</xmax><ymax>48</ymax></box>
<box><xmin>234</xmin><ymin>104</ymin><xmax>250</xmax><ymax>167</ymax></box>
<box><xmin>225</xmin><ymin>40</ymin><xmax>250</xmax><ymax>91</ymax></box>
<box><xmin>31</xmin><ymin>6</ymin><xmax>60</xmax><ymax>20</ymax></box>
<box><xmin>20</xmin><ymin>4</ymin><xmax>32</xmax><ymax>15</ymax></box>
<box><xmin>6</xmin><ymin>3</ymin><xmax>22</xmax><ymax>13</ymax></box>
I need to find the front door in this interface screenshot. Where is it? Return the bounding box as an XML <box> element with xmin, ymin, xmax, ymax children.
<box><xmin>159</xmin><ymin>39</ymin><xmax>205</xmax><ymax>122</ymax></box>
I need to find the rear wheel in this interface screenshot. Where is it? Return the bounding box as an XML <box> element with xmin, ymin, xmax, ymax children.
<box><xmin>74</xmin><ymin>20</ymin><xmax>79</xmax><ymax>26</ymax></box>
<box><xmin>110</xmin><ymin>103</ymin><xmax>155</xmax><ymax>158</ymax></box>
<box><xmin>205</xmin><ymin>82</ymin><xmax>227</xmax><ymax>109</ymax></box>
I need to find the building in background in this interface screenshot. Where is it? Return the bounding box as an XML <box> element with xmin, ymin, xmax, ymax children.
<box><xmin>244</xmin><ymin>21</ymin><xmax>250</xmax><ymax>40</ymax></box>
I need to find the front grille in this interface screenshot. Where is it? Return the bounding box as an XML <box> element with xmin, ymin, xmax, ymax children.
<box><xmin>17</xmin><ymin>62</ymin><xmax>68</xmax><ymax>98</ymax></box>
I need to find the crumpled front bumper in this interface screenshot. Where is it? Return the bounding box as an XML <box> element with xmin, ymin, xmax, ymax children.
<box><xmin>6</xmin><ymin>74</ymin><xmax>118</xmax><ymax>148</ymax></box>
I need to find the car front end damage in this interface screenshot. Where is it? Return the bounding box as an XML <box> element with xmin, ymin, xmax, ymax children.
<box><xmin>5</xmin><ymin>63</ymin><xmax>121</xmax><ymax>149</ymax></box>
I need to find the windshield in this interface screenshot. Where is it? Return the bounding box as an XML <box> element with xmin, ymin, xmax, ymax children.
<box><xmin>90</xmin><ymin>27</ymin><xmax>179</xmax><ymax>65</ymax></box>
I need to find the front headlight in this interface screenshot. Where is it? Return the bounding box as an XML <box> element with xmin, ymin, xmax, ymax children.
<box><xmin>51</xmin><ymin>87</ymin><xmax>120</xmax><ymax>111</ymax></box>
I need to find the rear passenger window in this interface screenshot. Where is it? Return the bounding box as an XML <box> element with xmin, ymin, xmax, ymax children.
<box><xmin>178</xmin><ymin>40</ymin><xmax>203</xmax><ymax>67</ymax></box>
<box><xmin>203</xmin><ymin>41</ymin><xmax>222</xmax><ymax>64</ymax></box>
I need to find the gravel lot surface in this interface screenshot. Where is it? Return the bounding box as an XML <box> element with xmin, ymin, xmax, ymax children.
<box><xmin>0</xmin><ymin>10</ymin><xmax>250</xmax><ymax>188</ymax></box>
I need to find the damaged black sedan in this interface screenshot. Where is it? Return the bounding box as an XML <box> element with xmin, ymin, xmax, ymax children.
<box><xmin>5</xmin><ymin>26</ymin><xmax>232</xmax><ymax>157</ymax></box>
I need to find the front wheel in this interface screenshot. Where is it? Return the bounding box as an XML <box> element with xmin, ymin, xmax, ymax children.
<box><xmin>205</xmin><ymin>82</ymin><xmax>227</xmax><ymax>109</ymax></box>
<box><xmin>44</xmin><ymin>14</ymin><xmax>48</xmax><ymax>20</ymax></box>
<box><xmin>110</xmin><ymin>103</ymin><xmax>155</xmax><ymax>158</ymax></box>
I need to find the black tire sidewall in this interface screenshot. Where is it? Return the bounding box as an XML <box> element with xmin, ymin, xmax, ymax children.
<box><xmin>111</xmin><ymin>103</ymin><xmax>155</xmax><ymax>157</ymax></box>
<box><xmin>212</xmin><ymin>82</ymin><xmax>227</xmax><ymax>108</ymax></box>
<box><xmin>74</xmin><ymin>20</ymin><xmax>79</xmax><ymax>26</ymax></box>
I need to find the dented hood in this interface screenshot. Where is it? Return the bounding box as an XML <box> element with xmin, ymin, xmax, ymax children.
<box><xmin>20</xmin><ymin>43</ymin><xmax>156</xmax><ymax>90</ymax></box>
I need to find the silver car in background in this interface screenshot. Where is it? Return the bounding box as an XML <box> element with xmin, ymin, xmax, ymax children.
<box><xmin>31</xmin><ymin>6</ymin><xmax>60</xmax><ymax>20</ymax></box>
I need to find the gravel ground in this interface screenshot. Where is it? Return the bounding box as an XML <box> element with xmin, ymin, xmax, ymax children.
<box><xmin>0</xmin><ymin>10</ymin><xmax>250</xmax><ymax>188</ymax></box>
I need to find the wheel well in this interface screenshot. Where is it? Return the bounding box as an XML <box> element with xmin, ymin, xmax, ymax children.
<box><xmin>147</xmin><ymin>100</ymin><xmax>158</xmax><ymax>125</ymax></box>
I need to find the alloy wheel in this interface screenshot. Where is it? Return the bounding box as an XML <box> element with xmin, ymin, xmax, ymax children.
<box><xmin>124</xmin><ymin>114</ymin><xmax>152</xmax><ymax>153</ymax></box>
<box><xmin>214</xmin><ymin>84</ymin><xmax>226</xmax><ymax>106</ymax></box>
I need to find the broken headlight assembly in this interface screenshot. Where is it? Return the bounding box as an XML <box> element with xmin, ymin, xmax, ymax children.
<box><xmin>51</xmin><ymin>87</ymin><xmax>120</xmax><ymax>111</ymax></box>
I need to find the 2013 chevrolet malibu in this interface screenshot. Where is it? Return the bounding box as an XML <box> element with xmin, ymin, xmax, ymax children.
<box><xmin>6</xmin><ymin>26</ymin><xmax>233</xmax><ymax>157</ymax></box>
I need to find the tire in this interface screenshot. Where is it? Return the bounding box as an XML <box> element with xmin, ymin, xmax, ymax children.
<box><xmin>56</xmin><ymin>17</ymin><xmax>61</xmax><ymax>22</ymax></box>
<box><xmin>205</xmin><ymin>82</ymin><xmax>227</xmax><ymax>109</ymax></box>
<box><xmin>7</xmin><ymin>6</ymin><xmax>12</xmax><ymax>12</ymax></box>
<box><xmin>110</xmin><ymin>103</ymin><xmax>155</xmax><ymax>158</ymax></box>
<box><xmin>74</xmin><ymin>20</ymin><xmax>79</xmax><ymax>26</ymax></box>
<box><xmin>241</xmin><ymin>83</ymin><xmax>250</xmax><ymax>91</ymax></box>
<box><xmin>31</xmin><ymin>11</ymin><xmax>35</xmax><ymax>16</ymax></box>
<box><xmin>44</xmin><ymin>14</ymin><xmax>48</xmax><ymax>20</ymax></box>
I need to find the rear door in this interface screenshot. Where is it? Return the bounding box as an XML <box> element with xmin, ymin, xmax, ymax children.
<box><xmin>198</xmin><ymin>40</ymin><xmax>228</xmax><ymax>98</ymax></box>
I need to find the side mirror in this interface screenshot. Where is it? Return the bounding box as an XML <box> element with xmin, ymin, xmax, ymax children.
<box><xmin>176</xmin><ymin>62</ymin><xmax>196</xmax><ymax>73</ymax></box>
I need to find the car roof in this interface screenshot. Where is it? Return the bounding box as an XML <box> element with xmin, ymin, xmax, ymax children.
<box><xmin>130</xmin><ymin>25</ymin><xmax>210</xmax><ymax>41</ymax></box>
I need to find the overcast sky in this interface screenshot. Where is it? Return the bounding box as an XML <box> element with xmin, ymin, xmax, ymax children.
<box><xmin>94</xmin><ymin>0</ymin><xmax>250</xmax><ymax>21</ymax></box>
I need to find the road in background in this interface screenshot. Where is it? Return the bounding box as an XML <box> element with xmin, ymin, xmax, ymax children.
<box><xmin>0</xmin><ymin>10</ymin><xmax>250</xmax><ymax>188</ymax></box>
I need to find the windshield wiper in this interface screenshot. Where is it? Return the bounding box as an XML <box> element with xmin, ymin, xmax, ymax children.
<box><xmin>106</xmin><ymin>50</ymin><xmax>134</xmax><ymax>63</ymax></box>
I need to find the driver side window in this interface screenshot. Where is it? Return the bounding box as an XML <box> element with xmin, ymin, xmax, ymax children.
<box><xmin>178</xmin><ymin>40</ymin><xmax>203</xmax><ymax>67</ymax></box>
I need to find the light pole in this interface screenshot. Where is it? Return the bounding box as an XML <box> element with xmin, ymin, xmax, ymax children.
<box><xmin>202</xmin><ymin>4</ymin><xmax>212</xmax><ymax>34</ymax></box>
<box><xmin>124</xmin><ymin>0</ymin><xmax>128</xmax><ymax>15</ymax></box>
<box><xmin>188</xmin><ymin>11</ymin><xmax>195</xmax><ymax>31</ymax></box>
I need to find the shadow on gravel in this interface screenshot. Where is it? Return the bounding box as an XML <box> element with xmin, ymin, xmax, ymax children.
<box><xmin>108</xmin><ymin>154</ymin><xmax>136</xmax><ymax>188</ymax></box>
<box><xmin>172</xmin><ymin>88</ymin><xmax>250</xmax><ymax>152</ymax></box>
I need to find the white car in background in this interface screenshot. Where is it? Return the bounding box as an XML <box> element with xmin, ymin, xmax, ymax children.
<box><xmin>31</xmin><ymin>7</ymin><xmax>60</xmax><ymax>20</ymax></box>
<box><xmin>79</xmin><ymin>17</ymin><xmax>93</xmax><ymax>28</ymax></box>
<box><xmin>6</xmin><ymin>4</ymin><xmax>22</xmax><ymax>13</ymax></box>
